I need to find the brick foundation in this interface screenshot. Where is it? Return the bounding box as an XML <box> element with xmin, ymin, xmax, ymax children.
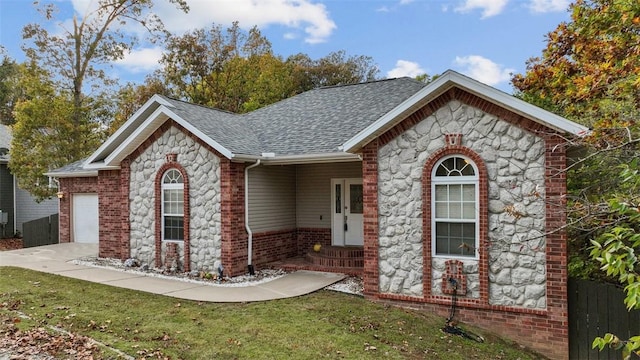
<box><xmin>296</xmin><ymin>227</ymin><xmax>331</xmax><ymax>256</ymax></box>
<box><xmin>252</xmin><ymin>229</ymin><xmax>297</xmax><ymax>266</ymax></box>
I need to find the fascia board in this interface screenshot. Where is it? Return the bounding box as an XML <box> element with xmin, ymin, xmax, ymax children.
<box><xmin>342</xmin><ymin>70</ymin><xmax>590</xmax><ymax>153</ymax></box>
<box><xmin>104</xmin><ymin>107</ymin><xmax>170</xmax><ymax>166</ymax></box>
<box><xmin>233</xmin><ymin>152</ymin><xmax>361</xmax><ymax>165</ymax></box>
<box><xmin>104</xmin><ymin>106</ymin><xmax>235</xmax><ymax>166</ymax></box>
<box><xmin>84</xmin><ymin>95</ymin><xmax>173</xmax><ymax>166</ymax></box>
<box><xmin>44</xmin><ymin>170</ymin><xmax>98</xmax><ymax>178</ymax></box>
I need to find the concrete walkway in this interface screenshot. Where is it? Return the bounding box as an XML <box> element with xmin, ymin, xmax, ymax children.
<box><xmin>0</xmin><ymin>243</ymin><xmax>346</xmax><ymax>302</ymax></box>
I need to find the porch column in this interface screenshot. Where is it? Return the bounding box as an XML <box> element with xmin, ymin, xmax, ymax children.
<box><xmin>362</xmin><ymin>139</ymin><xmax>380</xmax><ymax>297</ymax></box>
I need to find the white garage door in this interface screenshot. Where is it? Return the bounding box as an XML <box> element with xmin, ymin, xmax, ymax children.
<box><xmin>72</xmin><ymin>194</ymin><xmax>99</xmax><ymax>243</ymax></box>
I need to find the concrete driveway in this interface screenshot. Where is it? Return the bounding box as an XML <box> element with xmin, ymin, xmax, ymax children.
<box><xmin>0</xmin><ymin>243</ymin><xmax>345</xmax><ymax>302</ymax></box>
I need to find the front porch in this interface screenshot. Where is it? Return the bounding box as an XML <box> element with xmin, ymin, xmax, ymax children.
<box><xmin>265</xmin><ymin>245</ymin><xmax>364</xmax><ymax>277</ymax></box>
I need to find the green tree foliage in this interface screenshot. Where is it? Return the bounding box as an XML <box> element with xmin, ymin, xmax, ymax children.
<box><xmin>286</xmin><ymin>50</ymin><xmax>379</xmax><ymax>91</ymax></box>
<box><xmin>109</xmin><ymin>76</ymin><xmax>171</xmax><ymax>134</ymax></box>
<box><xmin>0</xmin><ymin>51</ymin><xmax>20</xmax><ymax>125</ymax></box>
<box><xmin>9</xmin><ymin>62</ymin><xmax>101</xmax><ymax>200</ymax></box>
<box><xmin>590</xmin><ymin>161</ymin><xmax>640</xmax><ymax>359</ymax></box>
<box><xmin>21</xmin><ymin>0</ymin><xmax>188</xmax><ymax>125</ymax></box>
<box><xmin>158</xmin><ymin>22</ymin><xmax>379</xmax><ymax>113</ymax></box>
<box><xmin>12</xmin><ymin>0</ymin><xmax>188</xmax><ymax>198</ymax></box>
<box><xmin>512</xmin><ymin>0</ymin><xmax>640</xmax><ymax>356</ymax></box>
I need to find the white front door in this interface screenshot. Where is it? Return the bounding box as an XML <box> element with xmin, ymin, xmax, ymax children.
<box><xmin>331</xmin><ymin>178</ymin><xmax>364</xmax><ymax>246</ymax></box>
<box><xmin>72</xmin><ymin>194</ymin><xmax>99</xmax><ymax>243</ymax></box>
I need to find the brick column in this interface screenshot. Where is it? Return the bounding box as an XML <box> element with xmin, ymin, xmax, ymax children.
<box><xmin>220</xmin><ymin>160</ymin><xmax>248</xmax><ymax>276</ymax></box>
<box><xmin>362</xmin><ymin>139</ymin><xmax>380</xmax><ymax>297</ymax></box>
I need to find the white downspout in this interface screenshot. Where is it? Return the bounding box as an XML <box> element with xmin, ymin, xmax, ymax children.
<box><xmin>244</xmin><ymin>159</ymin><xmax>261</xmax><ymax>273</ymax></box>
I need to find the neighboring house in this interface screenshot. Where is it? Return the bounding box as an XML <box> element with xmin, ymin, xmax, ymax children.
<box><xmin>0</xmin><ymin>125</ymin><xmax>58</xmax><ymax>237</ymax></box>
<box><xmin>47</xmin><ymin>70</ymin><xmax>588</xmax><ymax>360</ymax></box>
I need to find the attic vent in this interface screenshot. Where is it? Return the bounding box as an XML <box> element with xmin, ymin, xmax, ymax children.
<box><xmin>444</xmin><ymin>133</ymin><xmax>462</xmax><ymax>147</ymax></box>
<box><xmin>166</xmin><ymin>153</ymin><xmax>178</xmax><ymax>163</ymax></box>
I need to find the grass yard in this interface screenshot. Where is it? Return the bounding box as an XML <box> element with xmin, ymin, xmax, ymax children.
<box><xmin>0</xmin><ymin>267</ymin><xmax>543</xmax><ymax>359</ymax></box>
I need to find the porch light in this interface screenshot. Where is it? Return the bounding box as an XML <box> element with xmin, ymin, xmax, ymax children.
<box><xmin>56</xmin><ymin>191</ymin><xmax>64</xmax><ymax>199</ymax></box>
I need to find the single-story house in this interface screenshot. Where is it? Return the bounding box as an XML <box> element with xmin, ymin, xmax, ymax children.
<box><xmin>0</xmin><ymin>124</ymin><xmax>58</xmax><ymax>237</ymax></box>
<box><xmin>47</xmin><ymin>70</ymin><xmax>588</xmax><ymax>360</ymax></box>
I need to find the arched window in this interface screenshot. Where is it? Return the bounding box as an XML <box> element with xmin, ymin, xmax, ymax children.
<box><xmin>432</xmin><ymin>155</ymin><xmax>479</xmax><ymax>258</ymax></box>
<box><xmin>162</xmin><ymin>169</ymin><xmax>184</xmax><ymax>241</ymax></box>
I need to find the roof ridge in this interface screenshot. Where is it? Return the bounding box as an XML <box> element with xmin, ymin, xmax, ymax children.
<box><xmin>318</xmin><ymin>76</ymin><xmax>422</xmax><ymax>90</ymax></box>
<box><xmin>159</xmin><ymin>95</ymin><xmax>239</xmax><ymax>116</ymax></box>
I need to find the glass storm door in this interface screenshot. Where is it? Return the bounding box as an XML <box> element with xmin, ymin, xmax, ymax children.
<box><xmin>331</xmin><ymin>178</ymin><xmax>364</xmax><ymax>246</ymax></box>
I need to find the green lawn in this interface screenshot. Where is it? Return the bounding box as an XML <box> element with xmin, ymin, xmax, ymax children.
<box><xmin>0</xmin><ymin>267</ymin><xmax>542</xmax><ymax>359</ymax></box>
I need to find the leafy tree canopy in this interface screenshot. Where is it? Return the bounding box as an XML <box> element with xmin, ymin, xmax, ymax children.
<box><xmin>512</xmin><ymin>0</ymin><xmax>640</xmax><ymax>357</ymax></box>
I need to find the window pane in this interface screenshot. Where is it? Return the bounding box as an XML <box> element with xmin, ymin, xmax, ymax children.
<box><xmin>463</xmin><ymin>203</ymin><xmax>476</xmax><ymax>219</ymax></box>
<box><xmin>335</xmin><ymin>184</ymin><xmax>341</xmax><ymax>214</ymax></box>
<box><xmin>350</xmin><ymin>184</ymin><xmax>363</xmax><ymax>214</ymax></box>
<box><xmin>435</xmin><ymin>222</ymin><xmax>475</xmax><ymax>257</ymax></box>
<box><xmin>449</xmin><ymin>184</ymin><xmax>462</xmax><ymax>201</ymax></box>
<box><xmin>435</xmin><ymin>202</ymin><xmax>448</xmax><ymax>218</ymax></box>
<box><xmin>462</xmin><ymin>184</ymin><xmax>475</xmax><ymax>201</ymax></box>
<box><xmin>435</xmin><ymin>185</ymin><xmax>448</xmax><ymax>201</ymax></box>
<box><xmin>460</xmin><ymin>161</ymin><xmax>475</xmax><ymax>176</ymax></box>
<box><xmin>164</xmin><ymin>216</ymin><xmax>184</xmax><ymax>241</ymax></box>
<box><xmin>449</xmin><ymin>203</ymin><xmax>461</xmax><ymax>219</ymax></box>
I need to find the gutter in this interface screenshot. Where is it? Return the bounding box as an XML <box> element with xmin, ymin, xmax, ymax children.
<box><xmin>244</xmin><ymin>159</ymin><xmax>261</xmax><ymax>275</ymax></box>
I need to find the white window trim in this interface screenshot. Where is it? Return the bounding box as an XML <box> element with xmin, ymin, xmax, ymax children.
<box><xmin>161</xmin><ymin>170</ymin><xmax>184</xmax><ymax>242</ymax></box>
<box><xmin>431</xmin><ymin>155</ymin><xmax>480</xmax><ymax>259</ymax></box>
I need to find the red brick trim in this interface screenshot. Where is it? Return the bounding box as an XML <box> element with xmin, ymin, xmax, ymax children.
<box><xmin>58</xmin><ymin>177</ymin><xmax>99</xmax><ymax>243</ymax></box>
<box><xmin>220</xmin><ymin>160</ymin><xmax>247</xmax><ymax>276</ymax></box>
<box><xmin>362</xmin><ymin>138</ymin><xmax>380</xmax><ymax>297</ymax></box>
<box><xmin>154</xmin><ymin>162</ymin><xmax>191</xmax><ymax>272</ymax></box>
<box><xmin>422</xmin><ymin>146</ymin><xmax>489</xmax><ymax>303</ymax></box>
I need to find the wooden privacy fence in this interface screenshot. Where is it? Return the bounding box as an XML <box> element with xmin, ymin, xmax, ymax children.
<box><xmin>569</xmin><ymin>278</ymin><xmax>640</xmax><ymax>360</ymax></box>
<box><xmin>22</xmin><ymin>213</ymin><xmax>59</xmax><ymax>248</ymax></box>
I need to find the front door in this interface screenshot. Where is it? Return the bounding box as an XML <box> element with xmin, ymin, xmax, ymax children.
<box><xmin>331</xmin><ymin>178</ymin><xmax>364</xmax><ymax>246</ymax></box>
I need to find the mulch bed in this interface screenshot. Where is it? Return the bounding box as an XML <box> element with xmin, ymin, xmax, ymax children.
<box><xmin>0</xmin><ymin>238</ymin><xmax>23</xmax><ymax>251</ymax></box>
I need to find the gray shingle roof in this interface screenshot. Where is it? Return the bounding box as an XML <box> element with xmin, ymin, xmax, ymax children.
<box><xmin>159</xmin><ymin>98</ymin><xmax>263</xmax><ymax>155</ymax></box>
<box><xmin>245</xmin><ymin>77</ymin><xmax>426</xmax><ymax>155</ymax></box>
<box><xmin>160</xmin><ymin>77</ymin><xmax>426</xmax><ymax>156</ymax></box>
<box><xmin>46</xmin><ymin>158</ymin><xmax>89</xmax><ymax>175</ymax></box>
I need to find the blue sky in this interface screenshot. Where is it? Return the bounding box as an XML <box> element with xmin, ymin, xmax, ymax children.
<box><xmin>0</xmin><ymin>0</ymin><xmax>571</xmax><ymax>93</ymax></box>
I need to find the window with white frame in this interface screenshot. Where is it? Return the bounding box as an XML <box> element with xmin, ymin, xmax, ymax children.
<box><xmin>432</xmin><ymin>155</ymin><xmax>478</xmax><ymax>257</ymax></box>
<box><xmin>162</xmin><ymin>168</ymin><xmax>184</xmax><ymax>241</ymax></box>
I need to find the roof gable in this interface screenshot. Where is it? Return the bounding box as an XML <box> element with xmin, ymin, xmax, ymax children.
<box><xmin>342</xmin><ymin>70</ymin><xmax>589</xmax><ymax>153</ymax></box>
<box><xmin>57</xmin><ymin>69</ymin><xmax>588</xmax><ymax>177</ymax></box>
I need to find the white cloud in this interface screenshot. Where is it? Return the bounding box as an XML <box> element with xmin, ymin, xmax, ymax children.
<box><xmin>528</xmin><ymin>0</ymin><xmax>571</xmax><ymax>13</ymax></box>
<box><xmin>399</xmin><ymin>0</ymin><xmax>415</xmax><ymax>4</ymax></box>
<box><xmin>71</xmin><ymin>0</ymin><xmax>336</xmax><ymax>44</ymax></box>
<box><xmin>387</xmin><ymin>60</ymin><xmax>426</xmax><ymax>78</ymax></box>
<box><xmin>453</xmin><ymin>55</ymin><xmax>514</xmax><ymax>86</ymax></box>
<box><xmin>115</xmin><ymin>47</ymin><xmax>164</xmax><ymax>73</ymax></box>
<box><xmin>454</xmin><ymin>0</ymin><xmax>509</xmax><ymax>18</ymax></box>
<box><xmin>152</xmin><ymin>0</ymin><xmax>336</xmax><ymax>44</ymax></box>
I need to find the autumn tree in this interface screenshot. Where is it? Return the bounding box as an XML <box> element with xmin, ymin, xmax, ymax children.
<box><xmin>0</xmin><ymin>52</ymin><xmax>20</xmax><ymax>125</ymax></box>
<box><xmin>10</xmin><ymin>62</ymin><xmax>102</xmax><ymax>200</ymax></box>
<box><xmin>12</xmin><ymin>0</ymin><xmax>188</xmax><ymax>198</ymax></box>
<box><xmin>287</xmin><ymin>50</ymin><xmax>379</xmax><ymax>91</ymax></box>
<box><xmin>159</xmin><ymin>22</ymin><xmax>297</xmax><ymax>113</ymax></box>
<box><xmin>512</xmin><ymin>0</ymin><xmax>640</xmax><ymax>357</ymax></box>
<box><xmin>158</xmin><ymin>22</ymin><xmax>380</xmax><ymax>113</ymax></box>
<box><xmin>109</xmin><ymin>76</ymin><xmax>171</xmax><ymax>134</ymax></box>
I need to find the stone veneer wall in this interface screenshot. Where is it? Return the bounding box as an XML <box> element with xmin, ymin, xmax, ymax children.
<box><xmin>377</xmin><ymin>99</ymin><xmax>547</xmax><ymax>309</ymax></box>
<box><xmin>129</xmin><ymin>125</ymin><xmax>222</xmax><ymax>271</ymax></box>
